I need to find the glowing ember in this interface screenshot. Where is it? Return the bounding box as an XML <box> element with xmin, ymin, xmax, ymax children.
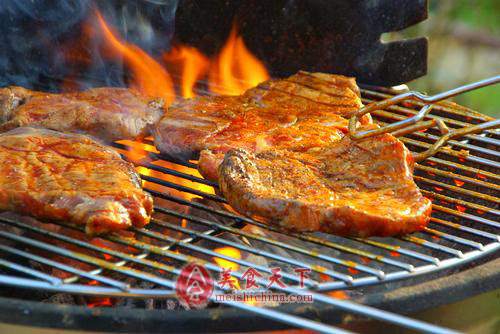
<box><xmin>90</xmin><ymin>239</ymin><xmax>113</xmax><ymax>261</ymax></box>
<box><xmin>327</xmin><ymin>291</ymin><xmax>349</xmax><ymax>299</ymax></box>
<box><xmin>389</xmin><ymin>251</ymin><xmax>400</xmax><ymax>257</ymax></box>
<box><xmin>453</xmin><ymin>180</ymin><xmax>465</xmax><ymax>187</ymax></box>
<box><xmin>361</xmin><ymin>257</ymin><xmax>371</xmax><ymax>264</ymax></box>
<box><xmin>319</xmin><ymin>273</ymin><xmax>332</xmax><ymax>282</ymax></box>
<box><xmin>86</xmin><ymin>280</ymin><xmax>113</xmax><ymax>307</ymax></box>
<box><xmin>476</xmin><ymin>173</ymin><xmax>487</xmax><ymax>180</ymax></box>
<box><xmin>434</xmin><ymin>187</ymin><xmax>444</xmax><ymax>192</ymax></box>
<box><xmin>347</xmin><ymin>267</ymin><xmax>359</xmax><ymax>275</ymax></box>
<box><xmin>456</xmin><ymin>205</ymin><xmax>466</xmax><ymax>213</ymax></box>
<box><xmin>208</xmin><ymin>23</ymin><xmax>270</xmax><ymax>95</ymax></box>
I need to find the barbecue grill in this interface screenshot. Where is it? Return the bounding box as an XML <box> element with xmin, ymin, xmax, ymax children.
<box><xmin>0</xmin><ymin>83</ymin><xmax>499</xmax><ymax>333</ymax></box>
<box><xmin>0</xmin><ymin>1</ymin><xmax>499</xmax><ymax>333</ymax></box>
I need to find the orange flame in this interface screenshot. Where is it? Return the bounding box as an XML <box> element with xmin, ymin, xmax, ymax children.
<box><xmin>88</xmin><ymin>12</ymin><xmax>268</xmax><ymax>201</ymax></box>
<box><xmin>213</xmin><ymin>247</ymin><xmax>243</xmax><ymax>291</ymax></box>
<box><xmin>213</xmin><ymin>247</ymin><xmax>241</xmax><ymax>271</ymax></box>
<box><xmin>95</xmin><ymin>11</ymin><xmax>175</xmax><ymax>105</ymax></box>
<box><xmin>209</xmin><ymin>24</ymin><xmax>270</xmax><ymax>95</ymax></box>
<box><xmin>163</xmin><ymin>46</ymin><xmax>210</xmax><ymax>98</ymax></box>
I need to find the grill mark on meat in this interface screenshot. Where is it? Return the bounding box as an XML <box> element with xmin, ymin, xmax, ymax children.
<box><xmin>254</xmin><ymin>85</ymin><xmax>360</xmax><ymax>108</ymax></box>
<box><xmin>154</xmin><ymin>71</ymin><xmax>362</xmax><ymax>173</ymax></box>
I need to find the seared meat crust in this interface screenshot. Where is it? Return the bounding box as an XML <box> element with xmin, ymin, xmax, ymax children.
<box><xmin>154</xmin><ymin>70</ymin><xmax>431</xmax><ymax>236</ymax></box>
<box><xmin>218</xmin><ymin>130</ymin><xmax>432</xmax><ymax>237</ymax></box>
<box><xmin>0</xmin><ymin>127</ymin><xmax>153</xmax><ymax>235</ymax></box>
<box><xmin>0</xmin><ymin>86</ymin><xmax>164</xmax><ymax>142</ymax></box>
<box><xmin>154</xmin><ymin>71</ymin><xmax>366</xmax><ymax>181</ymax></box>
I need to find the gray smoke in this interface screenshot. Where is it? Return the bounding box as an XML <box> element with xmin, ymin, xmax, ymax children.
<box><xmin>0</xmin><ymin>0</ymin><xmax>178</xmax><ymax>91</ymax></box>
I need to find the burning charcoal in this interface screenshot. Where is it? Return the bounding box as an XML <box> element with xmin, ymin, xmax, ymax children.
<box><xmin>154</xmin><ymin>297</ymin><xmax>188</xmax><ymax>311</ymax></box>
<box><xmin>42</xmin><ymin>293</ymin><xmax>78</xmax><ymax>305</ymax></box>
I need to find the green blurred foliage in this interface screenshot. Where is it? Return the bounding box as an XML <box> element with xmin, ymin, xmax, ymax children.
<box><xmin>403</xmin><ymin>0</ymin><xmax>500</xmax><ymax>118</ymax></box>
<box><xmin>446</xmin><ymin>0</ymin><xmax>500</xmax><ymax>33</ymax></box>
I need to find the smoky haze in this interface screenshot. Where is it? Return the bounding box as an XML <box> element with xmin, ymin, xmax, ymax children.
<box><xmin>0</xmin><ymin>0</ymin><xmax>178</xmax><ymax>91</ymax></box>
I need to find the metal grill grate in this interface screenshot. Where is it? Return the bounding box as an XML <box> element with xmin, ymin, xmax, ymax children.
<box><xmin>0</xmin><ymin>87</ymin><xmax>498</xmax><ymax>334</ymax></box>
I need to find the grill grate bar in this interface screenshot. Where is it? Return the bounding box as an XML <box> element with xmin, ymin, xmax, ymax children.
<box><xmin>400</xmin><ymin>137</ymin><xmax>499</xmax><ymax>169</ymax></box>
<box><xmin>0</xmin><ymin>222</ymin><xmax>181</xmax><ymax>289</ymax></box>
<box><xmin>422</xmin><ymin>190</ymin><xmax>500</xmax><ymax>218</ymax></box>
<box><xmin>430</xmin><ymin>217</ymin><xmax>500</xmax><ymax>242</ymax></box>
<box><xmin>151</xmin><ymin>214</ymin><xmax>355</xmax><ymax>283</ymax></box>
<box><xmin>462</xmin><ymin>133</ymin><xmax>500</xmax><ymax>146</ymax></box>
<box><xmin>424</xmin><ymin>157</ymin><xmax>500</xmax><ymax>183</ymax></box>
<box><xmin>0</xmin><ymin>274</ymin><xmax>177</xmax><ymax>297</ymax></box>
<box><xmin>60</xmin><ymin>250</ymin><xmax>154</xmax><ymax>285</ymax></box>
<box><xmin>0</xmin><ymin>249</ymin><xmax>62</xmax><ymax>286</ymax></box>
<box><xmin>142</xmin><ymin>174</ymin><xmax>225</xmax><ymax>202</ymax></box>
<box><xmin>413</xmin><ymin>176</ymin><xmax>499</xmax><ymax>205</ymax></box>
<box><xmin>415</xmin><ymin>165</ymin><xmax>500</xmax><ymax>193</ymax></box>
<box><xmin>350</xmin><ymin>238</ymin><xmax>440</xmax><ymax>264</ymax></box>
<box><xmin>372</xmin><ymin>111</ymin><xmax>500</xmax><ymax>158</ymax></box>
<box><xmin>422</xmin><ymin>227</ymin><xmax>483</xmax><ymax>250</ymax></box>
<box><xmin>150</xmin><ymin>152</ymin><xmax>198</xmax><ymax>169</ymax></box>
<box><xmin>131</xmin><ymin>226</ymin><xmax>312</xmax><ymax>287</ymax></box>
<box><xmin>401</xmin><ymin>236</ymin><xmax>463</xmax><ymax>257</ymax></box>
<box><xmin>432</xmin><ymin>205</ymin><xmax>500</xmax><ymax>229</ymax></box>
<box><xmin>146</xmin><ymin>188</ymin><xmax>458</xmax><ymax>267</ymax></box>
<box><xmin>129</xmin><ymin>159</ymin><xmax>218</xmax><ymax>187</ymax></box>
<box><xmin>0</xmin><ymin>244</ymin><xmax>130</xmax><ymax>290</ymax></box>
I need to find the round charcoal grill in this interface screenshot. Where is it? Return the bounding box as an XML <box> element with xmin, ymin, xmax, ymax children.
<box><xmin>0</xmin><ymin>86</ymin><xmax>499</xmax><ymax>334</ymax></box>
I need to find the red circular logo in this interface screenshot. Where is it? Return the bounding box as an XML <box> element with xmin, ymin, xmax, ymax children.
<box><xmin>175</xmin><ymin>263</ymin><xmax>214</xmax><ymax>308</ymax></box>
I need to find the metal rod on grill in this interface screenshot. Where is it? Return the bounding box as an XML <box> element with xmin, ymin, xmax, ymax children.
<box><xmin>349</xmin><ymin>75</ymin><xmax>500</xmax><ymax>161</ymax></box>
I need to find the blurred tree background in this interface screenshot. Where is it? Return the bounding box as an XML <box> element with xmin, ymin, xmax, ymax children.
<box><xmin>385</xmin><ymin>0</ymin><xmax>499</xmax><ymax>118</ymax></box>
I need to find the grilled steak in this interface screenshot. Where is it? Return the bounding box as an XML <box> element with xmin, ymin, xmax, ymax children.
<box><xmin>0</xmin><ymin>86</ymin><xmax>164</xmax><ymax>142</ymax></box>
<box><xmin>218</xmin><ymin>129</ymin><xmax>432</xmax><ymax>237</ymax></box>
<box><xmin>154</xmin><ymin>71</ymin><xmax>367</xmax><ymax>179</ymax></box>
<box><xmin>0</xmin><ymin>127</ymin><xmax>153</xmax><ymax>235</ymax></box>
<box><xmin>155</xmin><ymin>70</ymin><xmax>430</xmax><ymax>236</ymax></box>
